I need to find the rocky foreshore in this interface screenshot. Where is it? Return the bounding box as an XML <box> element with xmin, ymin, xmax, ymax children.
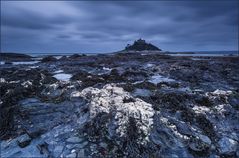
<box><xmin>0</xmin><ymin>51</ymin><xmax>239</xmax><ymax>158</ymax></box>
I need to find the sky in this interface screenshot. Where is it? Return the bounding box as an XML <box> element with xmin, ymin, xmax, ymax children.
<box><xmin>1</xmin><ymin>0</ymin><xmax>238</xmax><ymax>54</ymax></box>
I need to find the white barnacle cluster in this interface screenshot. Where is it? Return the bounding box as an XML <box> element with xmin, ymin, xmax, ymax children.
<box><xmin>78</xmin><ymin>84</ymin><xmax>155</xmax><ymax>144</ymax></box>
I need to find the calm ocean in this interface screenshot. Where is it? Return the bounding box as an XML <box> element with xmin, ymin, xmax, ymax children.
<box><xmin>24</xmin><ymin>50</ymin><xmax>239</xmax><ymax>57</ymax></box>
<box><xmin>166</xmin><ymin>51</ymin><xmax>238</xmax><ymax>57</ymax></box>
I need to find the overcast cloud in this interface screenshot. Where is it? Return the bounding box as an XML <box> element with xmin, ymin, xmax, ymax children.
<box><xmin>1</xmin><ymin>1</ymin><xmax>238</xmax><ymax>53</ymax></box>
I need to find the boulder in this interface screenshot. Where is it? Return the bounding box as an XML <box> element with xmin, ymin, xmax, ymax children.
<box><xmin>72</xmin><ymin>84</ymin><xmax>155</xmax><ymax>156</ymax></box>
<box><xmin>17</xmin><ymin>134</ymin><xmax>31</xmax><ymax>148</ymax></box>
<box><xmin>69</xmin><ymin>54</ymin><xmax>82</xmax><ymax>59</ymax></box>
<box><xmin>218</xmin><ymin>137</ymin><xmax>238</xmax><ymax>155</ymax></box>
<box><xmin>58</xmin><ymin>55</ymin><xmax>68</xmax><ymax>61</ymax></box>
<box><xmin>189</xmin><ymin>136</ymin><xmax>211</xmax><ymax>156</ymax></box>
<box><xmin>41</xmin><ymin>56</ymin><xmax>57</xmax><ymax>62</ymax></box>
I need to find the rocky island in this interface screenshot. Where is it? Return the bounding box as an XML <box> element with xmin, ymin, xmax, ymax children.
<box><xmin>125</xmin><ymin>39</ymin><xmax>162</xmax><ymax>51</ymax></box>
<box><xmin>0</xmin><ymin>40</ymin><xmax>239</xmax><ymax>158</ymax></box>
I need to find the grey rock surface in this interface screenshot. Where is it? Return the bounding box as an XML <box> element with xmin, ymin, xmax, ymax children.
<box><xmin>218</xmin><ymin>137</ymin><xmax>238</xmax><ymax>155</ymax></box>
<box><xmin>1</xmin><ymin>52</ymin><xmax>238</xmax><ymax>158</ymax></box>
<box><xmin>17</xmin><ymin>134</ymin><xmax>31</xmax><ymax>148</ymax></box>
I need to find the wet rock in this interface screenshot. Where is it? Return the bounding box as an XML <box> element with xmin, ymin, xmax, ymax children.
<box><xmin>157</xmin><ymin>81</ymin><xmax>180</xmax><ymax>88</ymax></box>
<box><xmin>53</xmin><ymin>145</ymin><xmax>64</xmax><ymax>157</ymax></box>
<box><xmin>0</xmin><ymin>137</ymin><xmax>44</xmax><ymax>158</ymax></box>
<box><xmin>195</xmin><ymin>96</ymin><xmax>213</xmax><ymax>107</ymax></box>
<box><xmin>71</xmin><ymin>71</ymin><xmax>90</xmax><ymax>81</ymax></box>
<box><xmin>0</xmin><ymin>53</ymin><xmax>32</xmax><ymax>61</ymax></box>
<box><xmin>79</xmin><ymin>141</ymin><xmax>88</xmax><ymax>148</ymax></box>
<box><xmin>189</xmin><ymin>137</ymin><xmax>210</xmax><ymax>156</ymax></box>
<box><xmin>149</xmin><ymin>91</ymin><xmax>192</xmax><ymax>111</ymax></box>
<box><xmin>0</xmin><ymin>75</ymin><xmax>43</xmax><ymax>139</ymax></box>
<box><xmin>123</xmin><ymin>96</ymin><xmax>136</xmax><ymax>103</ymax></box>
<box><xmin>135</xmin><ymin>81</ymin><xmax>157</xmax><ymax>90</ymax></box>
<box><xmin>122</xmin><ymin>83</ymin><xmax>135</xmax><ymax>92</ymax></box>
<box><xmin>195</xmin><ymin>114</ymin><xmax>216</xmax><ymax>139</ymax></box>
<box><xmin>198</xmin><ymin>134</ymin><xmax>211</xmax><ymax>146</ymax></box>
<box><xmin>121</xmin><ymin>70</ymin><xmax>148</xmax><ymax>81</ymax></box>
<box><xmin>110</xmin><ymin>68</ymin><xmax>119</xmax><ymax>75</ymax></box>
<box><xmin>218</xmin><ymin>137</ymin><xmax>238</xmax><ymax>155</ymax></box>
<box><xmin>41</xmin><ymin>56</ymin><xmax>57</xmax><ymax>62</ymax></box>
<box><xmin>40</xmin><ymin>81</ymin><xmax>81</xmax><ymax>101</ymax></box>
<box><xmin>77</xmin><ymin>149</ymin><xmax>85</xmax><ymax>157</ymax></box>
<box><xmin>71</xmin><ymin>71</ymin><xmax>105</xmax><ymax>87</ymax></box>
<box><xmin>76</xmin><ymin>84</ymin><xmax>155</xmax><ymax>156</ymax></box>
<box><xmin>66</xmin><ymin>136</ymin><xmax>83</xmax><ymax>143</ymax></box>
<box><xmin>99</xmin><ymin>142</ymin><xmax>108</xmax><ymax>148</ymax></box>
<box><xmin>41</xmin><ymin>83</ymin><xmax>63</xmax><ymax>99</ymax></box>
<box><xmin>59</xmin><ymin>55</ymin><xmax>68</xmax><ymax>61</ymax></box>
<box><xmin>17</xmin><ymin>134</ymin><xmax>31</xmax><ymax>148</ymax></box>
<box><xmin>69</xmin><ymin>54</ymin><xmax>82</xmax><ymax>59</ymax></box>
<box><xmin>37</xmin><ymin>142</ymin><xmax>50</xmax><ymax>157</ymax></box>
<box><xmin>5</xmin><ymin>61</ymin><xmax>13</xmax><ymax>65</ymax></box>
<box><xmin>66</xmin><ymin>152</ymin><xmax>77</xmax><ymax>158</ymax></box>
<box><xmin>1</xmin><ymin>49</ymin><xmax>239</xmax><ymax>158</ymax></box>
<box><xmin>228</xmin><ymin>92</ymin><xmax>239</xmax><ymax>110</ymax></box>
<box><xmin>175</xmin><ymin>122</ymin><xmax>192</xmax><ymax>136</ymax></box>
<box><xmin>101</xmin><ymin>70</ymin><xmax>125</xmax><ymax>83</ymax></box>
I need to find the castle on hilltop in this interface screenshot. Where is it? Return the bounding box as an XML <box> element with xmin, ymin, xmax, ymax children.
<box><xmin>125</xmin><ymin>39</ymin><xmax>161</xmax><ymax>51</ymax></box>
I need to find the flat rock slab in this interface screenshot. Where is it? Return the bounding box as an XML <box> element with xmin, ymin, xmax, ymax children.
<box><xmin>66</xmin><ymin>137</ymin><xmax>84</xmax><ymax>143</ymax></box>
<box><xmin>17</xmin><ymin>134</ymin><xmax>31</xmax><ymax>148</ymax></box>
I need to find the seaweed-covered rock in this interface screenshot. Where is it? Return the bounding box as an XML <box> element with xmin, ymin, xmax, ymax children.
<box><xmin>72</xmin><ymin>72</ymin><xmax>105</xmax><ymax>87</ymax></box>
<box><xmin>40</xmin><ymin>81</ymin><xmax>81</xmax><ymax>102</ymax></box>
<box><xmin>0</xmin><ymin>68</ymin><xmax>57</xmax><ymax>139</ymax></box>
<box><xmin>69</xmin><ymin>54</ymin><xmax>82</xmax><ymax>59</ymax></box>
<box><xmin>41</xmin><ymin>56</ymin><xmax>57</xmax><ymax>62</ymax></box>
<box><xmin>195</xmin><ymin>96</ymin><xmax>213</xmax><ymax>107</ymax></box>
<box><xmin>0</xmin><ymin>53</ymin><xmax>32</xmax><ymax>61</ymax></box>
<box><xmin>71</xmin><ymin>84</ymin><xmax>155</xmax><ymax>157</ymax></box>
<box><xmin>58</xmin><ymin>55</ymin><xmax>68</xmax><ymax>61</ymax></box>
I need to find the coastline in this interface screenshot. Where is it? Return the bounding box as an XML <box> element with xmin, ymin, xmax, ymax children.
<box><xmin>0</xmin><ymin>51</ymin><xmax>239</xmax><ymax>157</ymax></box>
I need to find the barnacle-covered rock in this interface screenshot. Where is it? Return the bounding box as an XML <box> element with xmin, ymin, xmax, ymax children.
<box><xmin>72</xmin><ymin>84</ymin><xmax>155</xmax><ymax>156</ymax></box>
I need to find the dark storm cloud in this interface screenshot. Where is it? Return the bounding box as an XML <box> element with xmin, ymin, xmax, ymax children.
<box><xmin>3</xmin><ymin>11</ymin><xmax>54</xmax><ymax>30</ymax></box>
<box><xmin>1</xmin><ymin>1</ymin><xmax>238</xmax><ymax>53</ymax></box>
<box><xmin>2</xmin><ymin>7</ymin><xmax>73</xmax><ymax>30</ymax></box>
